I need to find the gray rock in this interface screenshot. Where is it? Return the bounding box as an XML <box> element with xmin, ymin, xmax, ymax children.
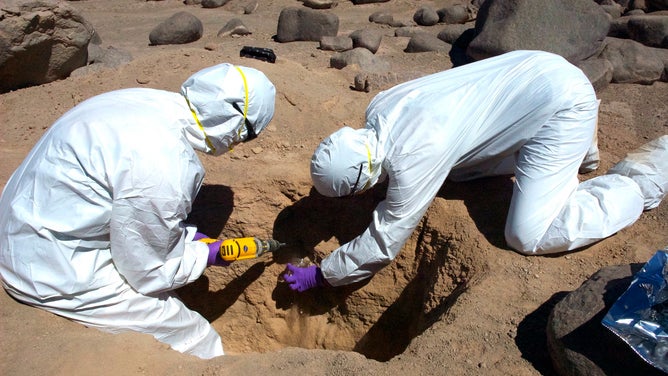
<box><xmin>350</xmin><ymin>29</ymin><xmax>382</xmax><ymax>54</ymax></box>
<box><xmin>320</xmin><ymin>36</ymin><xmax>353</xmax><ymax>51</ymax></box>
<box><xmin>217</xmin><ymin>18</ymin><xmax>252</xmax><ymax>37</ymax></box>
<box><xmin>329</xmin><ymin>47</ymin><xmax>390</xmax><ymax>73</ymax></box>
<box><xmin>71</xmin><ymin>44</ymin><xmax>133</xmax><ymax>80</ymax></box>
<box><xmin>302</xmin><ymin>0</ymin><xmax>338</xmax><ymax>10</ymax></box>
<box><xmin>352</xmin><ymin>71</ymin><xmax>425</xmax><ymax>92</ymax></box>
<box><xmin>369</xmin><ymin>11</ymin><xmax>394</xmax><ymax>25</ymax></box>
<box><xmin>149</xmin><ymin>11</ymin><xmax>203</xmax><ymax>45</ymax></box>
<box><xmin>438</xmin><ymin>4</ymin><xmax>474</xmax><ymax>24</ymax></box>
<box><xmin>601</xmin><ymin>4</ymin><xmax>623</xmax><ymax>18</ymax></box>
<box><xmin>610</xmin><ymin>0</ymin><xmax>632</xmax><ymax>9</ymax></box>
<box><xmin>627</xmin><ymin>15</ymin><xmax>668</xmax><ymax>48</ymax></box>
<box><xmin>90</xmin><ymin>29</ymin><xmax>103</xmax><ymax>45</ymax></box>
<box><xmin>437</xmin><ymin>24</ymin><xmax>471</xmax><ymax>44</ymax></box>
<box><xmin>71</xmin><ymin>44</ymin><xmax>133</xmax><ymax>78</ymax></box>
<box><xmin>368</xmin><ymin>11</ymin><xmax>406</xmax><ymax>27</ymax></box>
<box><xmin>413</xmin><ymin>6</ymin><xmax>440</xmax><ymax>26</ymax></box>
<box><xmin>0</xmin><ymin>0</ymin><xmax>94</xmax><ymax>92</ymax></box>
<box><xmin>87</xmin><ymin>44</ymin><xmax>132</xmax><ymax>68</ymax></box>
<box><xmin>394</xmin><ymin>26</ymin><xmax>426</xmax><ymax>38</ymax></box>
<box><xmin>351</xmin><ymin>0</ymin><xmax>390</xmax><ymax>4</ymax></box>
<box><xmin>467</xmin><ymin>0</ymin><xmax>610</xmax><ymax>64</ymax></box>
<box><xmin>472</xmin><ymin>0</ymin><xmax>486</xmax><ymax>8</ymax></box>
<box><xmin>626</xmin><ymin>8</ymin><xmax>647</xmax><ymax>15</ymax></box>
<box><xmin>404</xmin><ymin>33</ymin><xmax>451</xmax><ymax>53</ymax></box>
<box><xmin>599</xmin><ymin>37</ymin><xmax>665</xmax><ymax>83</ymax></box>
<box><xmin>184</xmin><ymin>0</ymin><xmax>202</xmax><ymax>5</ymax></box>
<box><xmin>276</xmin><ymin>7</ymin><xmax>339</xmax><ymax>43</ymax></box>
<box><xmin>243</xmin><ymin>1</ymin><xmax>259</xmax><ymax>14</ymax></box>
<box><xmin>654</xmin><ymin>45</ymin><xmax>668</xmax><ymax>80</ymax></box>
<box><xmin>69</xmin><ymin>63</ymin><xmax>109</xmax><ymax>77</ymax></box>
<box><xmin>609</xmin><ymin>16</ymin><xmax>631</xmax><ymax>38</ymax></box>
<box><xmin>201</xmin><ymin>0</ymin><xmax>230</xmax><ymax>9</ymax></box>
<box><xmin>576</xmin><ymin>57</ymin><xmax>614</xmax><ymax>91</ymax></box>
<box><xmin>547</xmin><ymin>264</ymin><xmax>665</xmax><ymax>376</ymax></box>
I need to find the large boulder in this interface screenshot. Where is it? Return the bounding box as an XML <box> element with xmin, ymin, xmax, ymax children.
<box><xmin>547</xmin><ymin>264</ymin><xmax>665</xmax><ymax>376</ymax></box>
<box><xmin>0</xmin><ymin>0</ymin><xmax>94</xmax><ymax>93</ymax></box>
<box><xmin>576</xmin><ymin>57</ymin><xmax>614</xmax><ymax>91</ymax></box>
<box><xmin>599</xmin><ymin>37</ymin><xmax>666</xmax><ymax>84</ymax></box>
<box><xmin>413</xmin><ymin>6</ymin><xmax>440</xmax><ymax>26</ymax></box>
<box><xmin>275</xmin><ymin>7</ymin><xmax>339</xmax><ymax>43</ymax></box>
<box><xmin>349</xmin><ymin>29</ymin><xmax>382</xmax><ymax>54</ymax></box>
<box><xmin>467</xmin><ymin>0</ymin><xmax>610</xmax><ymax>63</ymax></box>
<box><xmin>149</xmin><ymin>12</ymin><xmax>203</xmax><ymax>46</ymax></box>
<box><xmin>627</xmin><ymin>15</ymin><xmax>668</xmax><ymax>48</ymax></box>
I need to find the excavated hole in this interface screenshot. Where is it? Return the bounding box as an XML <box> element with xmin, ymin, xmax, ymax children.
<box><xmin>179</xmin><ymin>179</ymin><xmax>501</xmax><ymax>361</ymax></box>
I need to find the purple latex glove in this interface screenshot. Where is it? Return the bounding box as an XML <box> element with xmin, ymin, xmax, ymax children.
<box><xmin>193</xmin><ymin>232</ymin><xmax>229</xmax><ymax>266</ymax></box>
<box><xmin>284</xmin><ymin>263</ymin><xmax>325</xmax><ymax>292</ymax></box>
<box><xmin>193</xmin><ymin>232</ymin><xmax>208</xmax><ymax>241</ymax></box>
<box><xmin>205</xmin><ymin>240</ymin><xmax>230</xmax><ymax>266</ymax></box>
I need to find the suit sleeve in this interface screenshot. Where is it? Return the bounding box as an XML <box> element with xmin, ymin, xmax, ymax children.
<box><xmin>320</xmin><ymin>149</ymin><xmax>453</xmax><ymax>286</ymax></box>
<box><xmin>109</xmin><ymin>141</ymin><xmax>208</xmax><ymax>295</ymax></box>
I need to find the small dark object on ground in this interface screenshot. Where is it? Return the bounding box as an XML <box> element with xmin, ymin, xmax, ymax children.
<box><xmin>240</xmin><ymin>46</ymin><xmax>276</xmax><ymax>63</ymax></box>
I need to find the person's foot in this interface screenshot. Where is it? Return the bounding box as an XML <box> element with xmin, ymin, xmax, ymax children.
<box><xmin>607</xmin><ymin>135</ymin><xmax>668</xmax><ymax>210</ymax></box>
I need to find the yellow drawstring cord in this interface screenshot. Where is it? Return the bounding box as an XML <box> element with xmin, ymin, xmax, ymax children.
<box><xmin>362</xmin><ymin>141</ymin><xmax>374</xmax><ymax>192</ymax></box>
<box><xmin>234</xmin><ymin>66</ymin><xmax>249</xmax><ymax>139</ymax></box>
<box><xmin>184</xmin><ymin>95</ymin><xmax>216</xmax><ymax>154</ymax></box>
<box><xmin>184</xmin><ymin>66</ymin><xmax>250</xmax><ymax>154</ymax></box>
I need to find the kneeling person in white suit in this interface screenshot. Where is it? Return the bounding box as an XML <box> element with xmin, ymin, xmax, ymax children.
<box><xmin>0</xmin><ymin>64</ymin><xmax>276</xmax><ymax>358</ymax></box>
<box><xmin>282</xmin><ymin>50</ymin><xmax>668</xmax><ymax>292</ymax></box>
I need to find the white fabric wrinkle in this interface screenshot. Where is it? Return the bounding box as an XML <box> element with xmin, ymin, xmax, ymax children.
<box><xmin>319</xmin><ymin>50</ymin><xmax>623</xmax><ymax>285</ymax></box>
<box><xmin>180</xmin><ymin>63</ymin><xmax>276</xmax><ymax>155</ymax></box>
<box><xmin>0</xmin><ymin>83</ymin><xmax>235</xmax><ymax>357</ymax></box>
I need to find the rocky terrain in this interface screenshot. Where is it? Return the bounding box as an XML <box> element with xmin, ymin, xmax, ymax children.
<box><xmin>1</xmin><ymin>0</ymin><xmax>667</xmax><ymax>375</ymax></box>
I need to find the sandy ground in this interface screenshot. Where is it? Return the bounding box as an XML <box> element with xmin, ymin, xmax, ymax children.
<box><xmin>1</xmin><ymin>1</ymin><xmax>667</xmax><ymax>375</ymax></box>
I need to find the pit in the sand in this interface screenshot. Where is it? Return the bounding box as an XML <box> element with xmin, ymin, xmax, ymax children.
<box><xmin>179</xmin><ymin>180</ymin><xmax>498</xmax><ymax>361</ymax></box>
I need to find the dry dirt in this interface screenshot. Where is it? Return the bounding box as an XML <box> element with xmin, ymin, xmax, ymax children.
<box><xmin>1</xmin><ymin>1</ymin><xmax>667</xmax><ymax>375</ymax></box>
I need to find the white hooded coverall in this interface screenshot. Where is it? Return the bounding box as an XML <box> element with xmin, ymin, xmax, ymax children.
<box><xmin>311</xmin><ymin>50</ymin><xmax>649</xmax><ymax>287</ymax></box>
<box><xmin>0</xmin><ymin>64</ymin><xmax>275</xmax><ymax>358</ymax></box>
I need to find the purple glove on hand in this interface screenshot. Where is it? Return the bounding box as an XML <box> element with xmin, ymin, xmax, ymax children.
<box><xmin>284</xmin><ymin>263</ymin><xmax>326</xmax><ymax>292</ymax></box>
<box><xmin>195</xmin><ymin>232</ymin><xmax>230</xmax><ymax>267</ymax></box>
<box><xmin>193</xmin><ymin>232</ymin><xmax>208</xmax><ymax>241</ymax></box>
<box><xmin>206</xmin><ymin>240</ymin><xmax>230</xmax><ymax>266</ymax></box>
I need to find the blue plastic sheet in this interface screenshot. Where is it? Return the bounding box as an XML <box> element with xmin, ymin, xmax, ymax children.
<box><xmin>603</xmin><ymin>249</ymin><xmax>668</xmax><ymax>373</ymax></box>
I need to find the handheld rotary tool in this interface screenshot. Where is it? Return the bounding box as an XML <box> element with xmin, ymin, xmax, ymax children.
<box><xmin>217</xmin><ymin>237</ymin><xmax>285</xmax><ymax>262</ymax></box>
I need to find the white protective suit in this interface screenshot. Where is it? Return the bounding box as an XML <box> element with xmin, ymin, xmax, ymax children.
<box><xmin>0</xmin><ymin>64</ymin><xmax>275</xmax><ymax>358</ymax></box>
<box><xmin>311</xmin><ymin>50</ymin><xmax>665</xmax><ymax>287</ymax></box>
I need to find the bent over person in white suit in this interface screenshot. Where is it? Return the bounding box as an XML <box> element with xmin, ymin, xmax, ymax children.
<box><xmin>282</xmin><ymin>50</ymin><xmax>668</xmax><ymax>292</ymax></box>
<box><xmin>0</xmin><ymin>64</ymin><xmax>276</xmax><ymax>358</ymax></box>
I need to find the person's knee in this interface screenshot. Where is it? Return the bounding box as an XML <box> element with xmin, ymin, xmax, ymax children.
<box><xmin>504</xmin><ymin>228</ymin><xmax>540</xmax><ymax>255</ymax></box>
